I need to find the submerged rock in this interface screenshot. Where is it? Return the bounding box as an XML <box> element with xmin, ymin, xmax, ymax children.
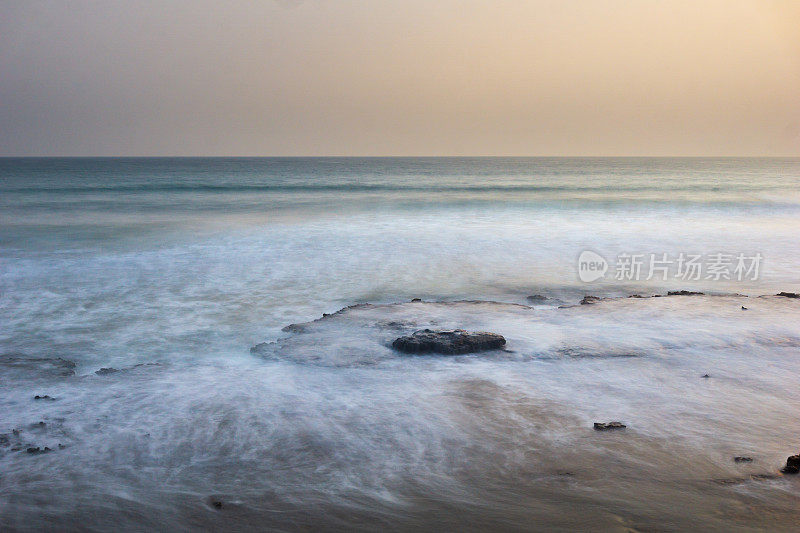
<box><xmin>0</xmin><ymin>354</ymin><xmax>76</xmax><ymax>377</ymax></box>
<box><xmin>580</xmin><ymin>296</ymin><xmax>603</xmax><ymax>305</ymax></box>
<box><xmin>776</xmin><ymin>292</ymin><xmax>800</xmax><ymax>299</ymax></box>
<box><xmin>593</xmin><ymin>421</ymin><xmax>626</xmax><ymax>431</ymax></box>
<box><xmin>95</xmin><ymin>367</ymin><xmax>119</xmax><ymax>375</ymax></box>
<box><xmin>781</xmin><ymin>454</ymin><xmax>800</xmax><ymax>474</ymax></box>
<box><xmin>33</xmin><ymin>395</ymin><xmax>56</xmax><ymax>401</ymax></box>
<box><xmin>526</xmin><ymin>294</ymin><xmax>550</xmax><ymax>303</ymax></box>
<box><xmin>392</xmin><ymin>329</ymin><xmax>506</xmax><ymax>355</ymax></box>
<box><xmin>733</xmin><ymin>456</ymin><xmax>753</xmax><ymax>463</ymax></box>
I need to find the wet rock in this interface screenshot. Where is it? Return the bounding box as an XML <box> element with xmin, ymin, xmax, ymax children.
<box><xmin>781</xmin><ymin>454</ymin><xmax>800</xmax><ymax>474</ymax></box>
<box><xmin>777</xmin><ymin>292</ymin><xmax>800</xmax><ymax>299</ymax></box>
<box><xmin>734</xmin><ymin>456</ymin><xmax>753</xmax><ymax>463</ymax></box>
<box><xmin>741</xmin><ymin>306</ymin><xmax>748</xmax><ymax>310</ymax></box>
<box><xmin>527</xmin><ymin>294</ymin><xmax>549</xmax><ymax>303</ymax></box>
<box><xmin>701</xmin><ymin>374</ymin><xmax>711</xmax><ymax>378</ymax></box>
<box><xmin>392</xmin><ymin>329</ymin><xmax>506</xmax><ymax>355</ymax></box>
<box><xmin>95</xmin><ymin>367</ymin><xmax>119</xmax><ymax>375</ymax></box>
<box><xmin>580</xmin><ymin>296</ymin><xmax>603</xmax><ymax>305</ymax></box>
<box><xmin>34</xmin><ymin>395</ymin><xmax>56</xmax><ymax>401</ymax></box>
<box><xmin>411</xmin><ymin>298</ymin><xmax>422</xmax><ymax>302</ymax></box>
<box><xmin>593</xmin><ymin>421</ymin><xmax>626</xmax><ymax>431</ymax></box>
<box><xmin>667</xmin><ymin>290</ymin><xmax>705</xmax><ymax>296</ymax></box>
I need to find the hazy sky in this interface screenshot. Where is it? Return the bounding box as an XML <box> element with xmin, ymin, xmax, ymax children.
<box><xmin>1</xmin><ymin>0</ymin><xmax>799</xmax><ymax>156</ymax></box>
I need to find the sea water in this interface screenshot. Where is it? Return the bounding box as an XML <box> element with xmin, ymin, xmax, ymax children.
<box><xmin>1</xmin><ymin>157</ymin><xmax>800</xmax><ymax>531</ymax></box>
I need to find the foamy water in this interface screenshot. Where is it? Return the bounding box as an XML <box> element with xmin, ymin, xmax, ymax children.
<box><xmin>1</xmin><ymin>158</ymin><xmax>800</xmax><ymax>531</ymax></box>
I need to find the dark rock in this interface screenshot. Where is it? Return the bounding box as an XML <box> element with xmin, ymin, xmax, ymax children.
<box><xmin>411</xmin><ymin>298</ymin><xmax>422</xmax><ymax>302</ymax></box>
<box><xmin>701</xmin><ymin>374</ymin><xmax>710</xmax><ymax>378</ymax></box>
<box><xmin>281</xmin><ymin>323</ymin><xmax>307</xmax><ymax>334</ymax></box>
<box><xmin>667</xmin><ymin>291</ymin><xmax>705</xmax><ymax>296</ymax></box>
<box><xmin>95</xmin><ymin>367</ymin><xmax>119</xmax><ymax>375</ymax></box>
<box><xmin>777</xmin><ymin>292</ymin><xmax>800</xmax><ymax>298</ymax></box>
<box><xmin>580</xmin><ymin>296</ymin><xmax>603</xmax><ymax>305</ymax></box>
<box><xmin>741</xmin><ymin>306</ymin><xmax>748</xmax><ymax>310</ymax></box>
<box><xmin>34</xmin><ymin>395</ymin><xmax>56</xmax><ymax>401</ymax></box>
<box><xmin>734</xmin><ymin>456</ymin><xmax>753</xmax><ymax>463</ymax></box>
<box><xmin>392</xmin><ymin>329</ymin><xmax>506</xmax><ymax>355</ymax></box>
<box><xmin>593</xmin><ymin>421</ymin><xmax>626</xmax><ymax>431</ymax></box>
<box><xmin>781</xmin><ymin>454</ymin><xmax>800</xmax><ymax>474</ymax></box>
<box><xmin>26</xmin><ymin>446</ymin><xmax>50</xmax><ymax>454</ymax></box>
<box><xmin>526</xmin><ymin>294</ymin><xmax>549</xmax><ymax>302</ymax></box>
<box><xmin>206</xmin><ymin>496</ymin><xmax>225</xmax><ymax>509</ymax></box>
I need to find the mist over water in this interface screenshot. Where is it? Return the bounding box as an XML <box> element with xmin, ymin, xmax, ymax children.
<box><xmin>2</xmin><ymin>158</ymin><xmax>800</xmax><ymax>531</ymax></box>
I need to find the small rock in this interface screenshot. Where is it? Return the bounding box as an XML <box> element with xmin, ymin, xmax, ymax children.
<box><xmin>392</xmin><ymin>329</ymin><xmax>506</xmax><ymax>355</ymax></box>
<box><xmin>411</xmin><ymin>298</ymin><xmax>422</xmax><ymax>302</ymax></box>
<box><xmin>781</xmin><ymin>454</ymin><xmax>800</xmax><ymax>474</ymax></box>
<box><xmin>734</xmin><ymin>456</ymin><xmax>753</xmax><ymax>463</ymax></box>
<box><xmin>776</xmin><ymin>292</ymin><xmax>799</xmax><ymax>299</ymax></box>
<box><xmin>580</xmin><ymin>295</ymin><xmax>603</xmax><ymax>305</ymax></box>
<box><xmin>95</xmin><ymin>367</ymin><xmax>119</xmax><ymax>375</ymax></box>
<box><xmin>701</xmin><ymin>374</ymin><xmax>710</xmax><ymax>378</ymax></box>
<box><xmin>593</xmin><ymin>421</ymin><xmax>626</xmax><ymax>431</ymax></box>
<box><xmin>667</xmin><ymin>290</ymin><xmax>705</xmax><ymax>296</ymax></box>
<box><xmin>34</xmin><ymin>395</ymin><xmax>55</xmax><ymax>401</ymax></box>
<box><xmin>741</xmin><ymin>306</ymin><xmax>748</xmax><ymax>310</ymax></box>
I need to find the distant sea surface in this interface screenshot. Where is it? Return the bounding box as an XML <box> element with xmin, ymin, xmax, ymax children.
<box><xmin>2</xmin><ymin>157</ymin><xmax>800</xmax><ymax>531</ymax></box>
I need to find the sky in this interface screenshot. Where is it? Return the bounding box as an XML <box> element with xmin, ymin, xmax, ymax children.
<box><xmin>1</xmin><ymin>0</ymin><xmax>799</xmax><ymax>156</ymax></box>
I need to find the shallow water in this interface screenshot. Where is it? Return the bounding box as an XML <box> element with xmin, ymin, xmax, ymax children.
<box><xmin>1</xmin><ymin>158</ymin><xmax>800</xmax><ymax>531</ymax></box>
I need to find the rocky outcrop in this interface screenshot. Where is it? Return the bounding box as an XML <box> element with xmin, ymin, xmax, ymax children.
<box><xmin>777</xmin><ymin>292</ymin><xmax>800</xmax><ymax>299</ymax></box>
<box><xmin>667</xmin><ymin>290</ymin><xmax>705</xmax><ymax>296</ymax></box>
<box><xmin>392</xmin><ymin>329</ymin><xmax>506</xmax><ymax>355</ymax></box>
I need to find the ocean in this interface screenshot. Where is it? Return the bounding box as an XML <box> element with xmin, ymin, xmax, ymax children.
<box><xmin>2</xmin><ymin>157</ymin><xmax>800</xmax><ymax>531</ymax></box>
